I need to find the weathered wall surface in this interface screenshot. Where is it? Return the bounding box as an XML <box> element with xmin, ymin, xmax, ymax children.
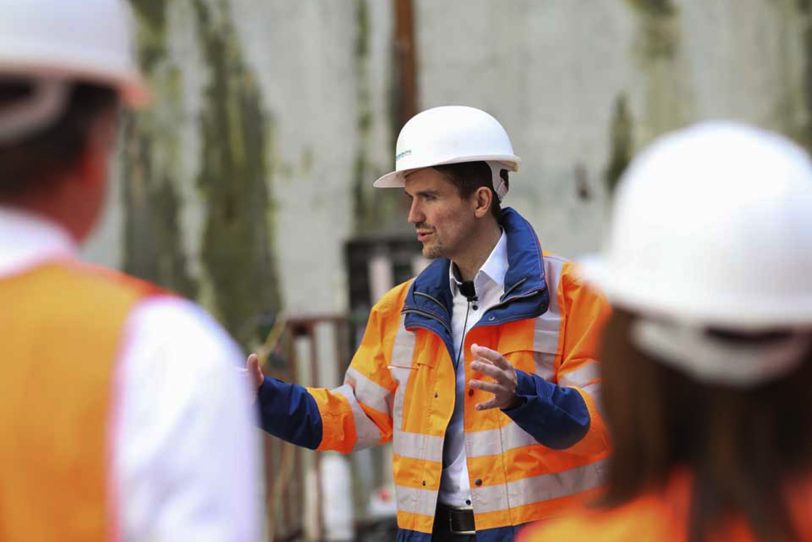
<box><xmin>415</xmin><ymin>0</ymin><xmax>810</xmax><ymax>254</ymax></box>
<box><xmin>82</xmin><ymin>0</ymin><xmax>811</xmax><ymax>346</ymax></box>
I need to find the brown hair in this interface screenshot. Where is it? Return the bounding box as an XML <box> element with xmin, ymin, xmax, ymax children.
<box><xmin>0</xmin><ymin>78</ymin><xmax>117</xmax><ymax>198</ymax></box>
<box><xmin>600</xmin><ymin>309</ymin><xmax>812</xmax><ymax>542</ymax></box>
<box><xmin>432</xmin><ymin>161</ymin><xmax>506</xmax><ymax>219</ymax></box>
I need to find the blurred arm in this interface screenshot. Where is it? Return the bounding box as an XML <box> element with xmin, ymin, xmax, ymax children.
<box><xmin>114</xmin><ymin>297</ymin><xmax>262</xmax><ymax>542</ymax></box>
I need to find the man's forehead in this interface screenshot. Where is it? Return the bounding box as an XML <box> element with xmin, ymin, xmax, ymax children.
<box><xmin>404</xmin><ymin>167</ymin><xmax>454</xmax><ymax>191</ymax></box>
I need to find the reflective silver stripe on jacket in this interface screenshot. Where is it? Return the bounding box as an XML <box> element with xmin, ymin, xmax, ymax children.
<box><xmin>533</xmin><ymin>255</ymin><xmax>564</xmax><ymax>380</ymax></box>
<box><xmin>345</xmin><ymin>366</ymin><xmax>391</xmax><ymax>413</ymax></box>
<box><xmin>558</xmin><ymin>360</ymin><xmax>600</xmax><ymax>388</ymax></box>
<box><xmin>394</xmin><ymin>430</ymin><xmax>444</xmax><ymax>462</ymax></box>
<box><xmin>472</xmin><ymin>458</ymin><xmax>609</xmax><ymax>513</ymax></box>
<box><xmin>390</xmin><ymin>316</ymin><xmax>416</xmax><ymax>427</ymax></box>
<box><xmin>334</xmin><ymin>384</ymin><xmax>381</xmax><ymax>450</ymax></box>
<box><xmin>466</xmin><ymin>423</ymin><xmax>536</xmax><ymax>458</ymax></box>
<box><xmin>395</xmin><ymin>484</ymin><xmax>439</xmax><ymax>517</ymax></box>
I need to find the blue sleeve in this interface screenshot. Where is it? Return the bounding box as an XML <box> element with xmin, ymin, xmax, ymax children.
<box><xmin>501</xmin><ymin>369</ymin><xmax>590</xmax><ymax>449</ymax></box>
<box><xmin>256</xmin><ymin>376</ymin><xmax>323</xmax><ymax>450</ymax></box>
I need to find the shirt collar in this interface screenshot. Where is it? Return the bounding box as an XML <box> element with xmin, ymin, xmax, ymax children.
<box><xmin>449</xmin><ymin>229</ymin><xmax>508</xmax><ymax>297</ymax></box>
<box><xmin>0</xmin><ymin>206</ymin><xmax>76</xmax><ymax>277</ymax></box>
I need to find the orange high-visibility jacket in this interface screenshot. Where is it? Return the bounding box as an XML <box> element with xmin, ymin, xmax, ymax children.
<box><xmin>519</xmin><ymin>469</ymin><xmax>812</xmax><ymax>542</ymax></box>
<box><xmin>0</xmin><ymin>261</ymin><xmax>161</xmax><ymax>542</ymax></box>
<box><xmin>258</xmin><ymin>208</ymin><xmax>611</xmax><ymax>541</ymax></box>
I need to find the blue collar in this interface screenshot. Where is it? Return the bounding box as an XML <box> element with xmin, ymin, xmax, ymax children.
<box><xmin>402</xmin><ymin>208</ymin><xmax>550</xmax><ymax>347</ymax></box>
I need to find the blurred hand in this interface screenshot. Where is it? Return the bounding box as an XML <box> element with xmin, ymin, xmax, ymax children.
<box><xmin>246</xmin><ymin>353</ymin><xmax>264</xmax><ymax>391</ymax></box>
<box><xmin>469</xmin><ymin>343</ymin><xmax>521</xmax><ymax>410</ymax></box>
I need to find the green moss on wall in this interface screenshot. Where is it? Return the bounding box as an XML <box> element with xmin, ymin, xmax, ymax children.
<box><xmin>352</xmin><ymin>0</ymin><xmax>403</xmax><ymax>235</ymax></box>
<box><xmin>130</xmin><ymin>0</ymin><xmax>168</xmax><ymax>32</ymax></box>
<box><xmin>123</xmin><ymin>0</ymin><xmax>281</xmax><ymax>347</ymax></box>
<box><xmin>605</xmin><ymin>95</ymin><xmax>634</xmax><ymax>195</ymax></box>
<box><xmin>193</xmin><ymin>0</ymin><xmax>281</xmax><ymax>347</ymax></box>
<box><xmin>123</xmin><ymin>1</ymin><xmax>197</xmax><ymax>299</ymax></box>
<box><xmin>121</xmin><ymin>111</ymin><xmax>198</xmax><ymax>299</ymax></box>
<box><xmin>355</xmin><ymin>0</ymin><xmax>370</xmax><ymax>61</ymax></box>
<box><xmin>803</xmin><ymin>14</ymin><xmax>812</xmax><ymax>154</ymax></box>
<box><xmin>626</xmin><ymin>0</ymin><xmax>676</xmax><ymax>18</ymax></box>
<box><xmin>626</xmin><ymin>0</ymin><xmax>679</xmax><ymax>60</ymax></box>
<box><xmin>625</xmin><ymin>0</ymin><xmax>691</xmax><ymax>139</ymax></box>
<box><xmin>129</xmin><ymin>1</ymin><xmax>169</xmax><ymax>73</ymax></box>
<box><xmin>782</xmin><ymin>0</ymin><xmax>812</xmax><ymax>153</ymax></box>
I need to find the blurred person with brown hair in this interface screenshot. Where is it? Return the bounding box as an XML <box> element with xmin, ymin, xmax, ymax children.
<box><xmin>0</xmin><ymin>1</ymin><xmax>261</xmax><ymax>540</ymax></box>
<box><xmin>521</xmin><ymin>122</ymin><xmax>812</xmax><ymax>542</ymax></box>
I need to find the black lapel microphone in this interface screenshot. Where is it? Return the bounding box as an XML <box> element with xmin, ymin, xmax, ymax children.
<box><xmin>459</xmin><ymin>281</ymin><xmax>479</xmax><ymax>310</ymax></box>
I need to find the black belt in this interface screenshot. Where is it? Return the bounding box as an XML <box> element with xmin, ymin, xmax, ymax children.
<box><xmin>434</xmin><ymin>502</ymin><xmax>476</xmax><ymax>536</ymax></box>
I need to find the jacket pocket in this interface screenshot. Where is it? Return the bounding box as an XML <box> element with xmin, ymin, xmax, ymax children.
<box><xmin>502</xmin><ymin>328</ymin><xmax>561</xmax><ymax>382</ymax></box>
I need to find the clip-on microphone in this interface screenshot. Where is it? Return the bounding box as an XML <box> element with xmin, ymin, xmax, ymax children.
<box><xmin>459</xmin><ymin>281</ymin><xmax>478</xmax><ymax>310</ymax></box>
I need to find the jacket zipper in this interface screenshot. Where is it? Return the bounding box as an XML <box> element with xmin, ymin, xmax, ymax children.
<box><xmin>480</xmin><ymin>288</ymin><xmax>544</xmax><ymax>324</ymax></box>
<box><xmin>413</xmin><ymin>291</ymin><xmax>450</xmax><ymax>317</ymax></box>
<box><xmin>401</xmin><ymin>307</ymin><xmax>453</xmax><ymax>335</ymax></box>
<box><xmin>405</xmin><ymin>287</ymin><xmax>543</xmax><ymax>334</ymax></box>
<box><xmin>501</xmin><ymin>277</ymin><xmax>528</xmax><ymax>301</ymax></box>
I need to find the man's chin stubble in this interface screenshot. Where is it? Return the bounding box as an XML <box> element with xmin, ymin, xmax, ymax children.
<box><xmin>423</xmin><ymin>244</ymin><xmax>444</xmax><ymax>260</ymax></box>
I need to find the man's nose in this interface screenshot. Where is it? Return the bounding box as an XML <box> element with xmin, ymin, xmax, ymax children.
<box><xmin>407</xmin><ymin>199</ymin><xmax>423</xmax><ymax>225</ymax></box>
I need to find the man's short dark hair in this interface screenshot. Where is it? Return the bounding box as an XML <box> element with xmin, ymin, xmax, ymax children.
<box><xmin>432</xmin><ymin>161</ymin><xmax>507</xmax><ymax>219</ymax></box>
<box><xmin>0</xmin><ymin>79</ymin><xmax>118</xmax><ymax>198</ymax></box>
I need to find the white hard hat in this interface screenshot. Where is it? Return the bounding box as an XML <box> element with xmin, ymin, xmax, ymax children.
<box><xmin>0</xmin><ymin>0</ymin><xmax>146</xmax><ymax>142</ymax></box>
<box><xmin>373</xmin><ymin>106</ymin><xmax>521</xmax><ymax>200</ymax></box>
<box><xmin>582</xmin><ymin>121</ymin><xmax>812</xmax><ymax>386</ymax></box>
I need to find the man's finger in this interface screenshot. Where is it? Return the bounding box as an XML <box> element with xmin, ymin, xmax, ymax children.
<box><xmin>471</xmin><ymin>343</ymin><xmax>512</xmax><ymax>370</ymax></box>
<box><xmin>490</xmin><ymin>354</ymin><xmax>513</xmax><ymax>371</ymax></box>
<box><xmin>470</xmin><ymin>343</ymin><xmax>503</xmax><ymax>363</ymax></box>
<box><xmin>470</xmin><ymin>379</ymin><xmax>501</xmax><ymax>394</ymax></box>
<box><xmin>471</xmin><ymin>361</ymin><xmax>512</xmax><ymax>386</ymax></box>
<box><xmin>471</xmin><ymin>360</ymin><xmax>502</xmax><ymax>378</ymax></box>
<box><xmin>246</xmin><ymin>353</ymin><xmax>263</xmax><ymax>390</ymax></box>
<box><xmin>475</xmin><ymin>398</ymin><xmax>499</xmax><ymax>411</ymax></box>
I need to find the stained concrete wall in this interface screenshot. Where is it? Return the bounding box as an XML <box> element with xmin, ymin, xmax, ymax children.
<box><xmin>82</xmin><ymin>0</ymin><xmax>811</xmax><ymax>348</ymax></box>
<box><xmin>415</xmin><ymin>0</ymin><xmax>810</xmax><ymax>254</ymax></box>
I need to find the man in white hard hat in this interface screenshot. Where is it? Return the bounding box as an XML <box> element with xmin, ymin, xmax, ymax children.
<box><xmin>249</xmin><ymin>105</ymin><xmax>611</xmax><ymax>541</ymax></box>
<box><xmin>0</xmin><ymin>1</ymin><xmax>261</xmax><ymax>540</ymax></box>
<box><xmin>523</xmin><ymin>122</ymin><xmax>812</xmax><ymax>541</ymax></box>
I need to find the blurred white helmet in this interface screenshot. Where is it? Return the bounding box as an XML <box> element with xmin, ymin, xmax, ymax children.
<box><xmin>0</xmin><ymin>0</ymin><xmax>146</xmax><ymax>142</ymax></box>
<box><xmin>373</xmin><ymin>105</ymin><xmax>521</xmax><ymax>201</ymax></box>
<box><xmin>583</xmin><ymin>121</ymin><xmax>812</xmax><ymax>386</ymax></box>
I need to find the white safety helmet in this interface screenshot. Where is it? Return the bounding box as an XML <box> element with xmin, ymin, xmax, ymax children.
<box><xmin>583</xmin><ymin>121</ymin><xmax>812</xmax><ymax>386</ymax></box>
<box><xmin>373</xmin><ymin>105</ymin><xmax>521</xmax><ymax>201</ymax></box>
<box><xmin>0</xmin><ymin>0</ymin><xmax>147</xmax><ymax>143</ymax></box>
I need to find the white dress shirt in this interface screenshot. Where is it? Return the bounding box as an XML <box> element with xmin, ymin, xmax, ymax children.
<box><xmin>438</xmin><ymin>231</ymin><xmax>508</xmax><ymax>507</ymax></box>
<box><xmin>0</xmin><ymin>207</ymin><xmax>262</xmax><ymax>541</ymax></box>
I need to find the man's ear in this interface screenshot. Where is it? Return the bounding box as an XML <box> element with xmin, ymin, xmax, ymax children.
<box><xmin>74</xmin><ymin>109</ymin><xmax>118</xmax><ymax>188</ymax></box>
<box><xmin>472</xmin><ymin>186</ymin><xmax>493</xmax><ymax>218</ymax></box>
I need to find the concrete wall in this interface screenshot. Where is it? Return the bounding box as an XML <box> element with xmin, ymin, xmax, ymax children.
<box><xmin>83</xmin><ymin>0</ymin><xmax>812</xmax><ymax>347</ymax></box>
<box><xmin>415</xmin><ymin>0</ymin><xmax>809</xmax><ymax>254</ymax></box>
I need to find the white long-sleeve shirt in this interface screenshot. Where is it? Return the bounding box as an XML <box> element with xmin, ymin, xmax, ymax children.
<box><xmin>438</xmin><ymin>231</ymin><xmax>508</xmax><ymax>507</ymax></box>
<box><xmin>0</xmin><ymin>206</ymin><xmax>262</xmax><ymax>541</ymax></box>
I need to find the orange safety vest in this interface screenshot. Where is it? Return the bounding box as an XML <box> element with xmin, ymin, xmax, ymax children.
<box><xmin>307</xmin><ymin>229</ymin><xmax>611</xmax><ymax>538</ymax></box>
<box><xmin>0</xmin><ymin>260</ymin><xmax>160</xmax><ymax>542</ymax></box>
<box><xmin>519</xmin><ymin>470</ymin><xmax>812</xmax><ymax>542</ymax></box>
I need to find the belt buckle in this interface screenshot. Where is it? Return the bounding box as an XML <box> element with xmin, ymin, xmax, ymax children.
<box><xmin>447</xmin><ymin>505</ymin><xmax>475</xmax><ymax>535</ymax></box>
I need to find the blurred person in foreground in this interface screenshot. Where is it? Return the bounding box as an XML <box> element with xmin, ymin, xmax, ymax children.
<box><xmin>521</xmin><ymin>122</ymin><xmax>812</xmax><ymax>542</ymax></box>
<box><xmin>0</xmin><ymin>1</ymin><xmax>261</xmax><ymax>540</ymax></box>
<box><xmin>248</xmin><ymin>105</ymin><xmax>611</xmax><ymax>541</ymax></box>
